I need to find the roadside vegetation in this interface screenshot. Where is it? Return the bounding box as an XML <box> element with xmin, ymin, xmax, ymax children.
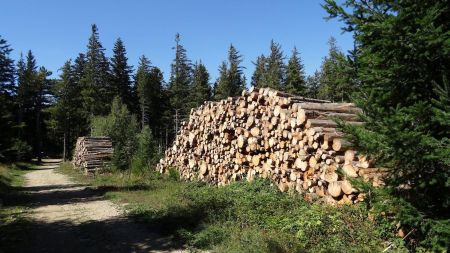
<box><xmin>59</xmin><ymin>162</ymin><xmax>412</xmax><ymax>253</ymax></box>
<box><xmin>0</xmin><ymin>163</ymin><xmax>34</xmax><ymax>250</ymax></box>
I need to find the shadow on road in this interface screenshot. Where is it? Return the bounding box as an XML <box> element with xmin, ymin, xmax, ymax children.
<box><xmin>1</xmin><ymin>214</ymin><xmax>184</xmax><ymax>253</ymax></box>
<box><xmin>0</xmin><ymin>162</ymin><xmax>185</xmax><ymax>253</ymax></box>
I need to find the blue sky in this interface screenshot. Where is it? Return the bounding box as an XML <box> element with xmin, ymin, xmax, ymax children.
<box><xmin>1</xmin><ymin>0</ymin><xmax>353</xmax><ymax>83</ymax></box>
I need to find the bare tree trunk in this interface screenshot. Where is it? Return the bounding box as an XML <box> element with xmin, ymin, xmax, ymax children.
<box><xmin>36</xmin><ymin>108</ymin><xmax>42</xmax><ymax>163</ymax></box>
<box><xmin>63</xmin><ymin>131</ymin><xmax>67</xmax><ymax>161</ymax></box>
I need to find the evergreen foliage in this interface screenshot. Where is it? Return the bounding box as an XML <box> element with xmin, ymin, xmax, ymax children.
<box><xmin>317</xmin><ymin>37</ymin><xmax>353</xmax><ymax>102</ymax></box>
<box><xmin>306</xmin><ymin>70</ymin><xmax>321</xmax><ymax>99</ymax></box>
<box><xmin>168</xmin><ymin>33</ymin><xmax>192</xmax><ymax>117</ymax></box>
<box><xmin>131</xmin><ymin>126</ymin><xmax>158</xmax><ymax>173</ymax></box>
<box><xmin>213</xmin><ymin>61</ymin><xmax>229</xmax><ymax>100</ymax></box>
<box><xmin>0</xmin><ymin>36</ymin><xmax>15</xmax><ymax>95</ymax></box>
<box><xmin>214</xmin><ymin>44</ymin><xmax>246</xmax><ymax>100</ymax></box>
<box><xmin>16</xmin><ymin>51</ymin><xmax>52</xmax><ymax>161</ymax></box>
<box><xmin>110</xmin><ymin>38</ymin><xmax>134</xmax><ymax>111</ymax></box>
<box><xmin>135</xmin><ymin>55</ymin><xmax>165</xmax><ymax>134</ymax></box>
<box><xmin>285</xmin><ymin>47</ymin><xmax>307</xmax><ymax>95</ymax></box>
<box><xmin>91</xmin><ymin>97</ymin><xmax>139</xmax><ymax>170</ymax></box>
<box><xmin>81</xmin><ymin>24</ymin><xmax>112</xmax><ymax>117</ymax></box>
<box><xmin>48</xmin><ymin>61</ymin><xmax>85</xmax><ymax>160</ymax></box>
<box><xmin>251</xmin><ymin>54</ymin><xmax>266</xmax><ymax>88</ymax></box>
<box><xmin>324</xmin><ymin>0</ymin><xmax>450</xmax><ymax>250</ymax></box>
<box><xmin>265</xmin><ymin>40</ymin><xmax>285</xmax><ymax>90</ymax></box>
<box><xmin>190</xmin><ymin>61</ymin><xmax>211</xmax><ymax>108</ymax></box>
<box><xmin>0</xmin><ymin>36</ymin><xmax>16</xmax><ymax>160</ymax></box>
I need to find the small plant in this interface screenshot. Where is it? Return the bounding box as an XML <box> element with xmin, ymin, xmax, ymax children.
<box><xmin>167</xmin><ymin>167</ymin><xmax>180</xmax><ymax>181</ymax></box>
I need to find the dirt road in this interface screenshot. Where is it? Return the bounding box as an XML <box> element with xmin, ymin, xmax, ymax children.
<box><xmin>18</xmin><ymin>159</ymin><xmax>185</xmax><ymax>253</ymax></box>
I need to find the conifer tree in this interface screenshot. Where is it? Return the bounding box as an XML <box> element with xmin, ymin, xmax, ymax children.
<box><xmin>0</xmin><ymin>36</ymin><xmax>15</xmax><ymax>95</ymax></box>
<box><xmin>15</xmin><ymin>51</ymin><xmax>52</xmax><ymax>162</ymax></box>
<box><xmin>16</xmin><ymin>51</ymin><xmax>38</xmax><ymax>143</ymax></box>
<box><xmin>214</xmin><ymin>61</ymin><xmax>229</xmax><ymax>100</ymax></box>
<box><xmin>0</xmin><ymin>36</ymin><xmax>16</xmax><ymax>159</ymax></box>
<box><xmin>214</xmin><ymin>45</ymin><xmax>246</xmax><ymax>100</ymax></box>
<box><xmin>265</xmin><ymin>40</ymin><xmax>285</xmax><ymax>90</ymax></box>
<box><xmin>227</xmin><ymin>44</ymin><xmax>246</xmax><ymax>95</ymax></box>
<box><xmin>135</xmin><ymin>55</ymin><xmax>152</xmax><ymax>128</ymax></box>
<box><xmin>190</xmin><ymin>61</ymin><xmax>211</xmax><ymax>107</ymax></box>
<box><xmin>73</xmin><ymin>53</ymin><xmax>86</xmax><ymax>84</ymax></box>
<box><xmin>306</xmin><ymin>70</ymin><xmax>321</xmax><ymax>99</ymax></box>
<box><xmin>317</xmin><ymin>37</ymin><xmax>353</xmax><ymax>102</ymax></box>
<box><xmin>168</xmin><ymin>33</ymin><xmax>192</xmax><ymax>118</ymax></box>
<box><xmin>110</xmin><ymin>38</ymin><xmax>134</xmax><ymax>110</ymax></box>
<box><xmin>251</xmin><ymin>54</ymin><xmax>266</xmax><ymax>88</ymax></box>
<box><xmin>34</xmin><ymin>66</ymin><xmax>52</xmax><ymax>162</ymax></box>
<box><xmin>50</xmin><ymin>61</ymin><xmax>85</xmax><ymax>160</ymax></box>
<box><xmin>285</xmin><ymin>47</ymin><xmax>306</xmax><ymax>95</ymax></box>
<box><xmin>324</xmin><ymin>0</ymin><xmax>450</xmax><ymax>227</ymax></box>
<box><xmin>81</xmin><ymin>24</ymin><xmax>111</xmax><ymax>117</ymax></box>
<box><xmin>135</xmin><ymin>55</ymin><xmax>164</xmax><ymax>135</ymax></box>
<box><xmin>146</xmin><ymin>66</ymin><xmax>165</xmax><ymax>137</ymax></box>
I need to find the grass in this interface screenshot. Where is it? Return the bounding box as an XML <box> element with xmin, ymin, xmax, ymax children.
<box><xmin>58</xmin><ymin>162</ymin><xmax>403</xmax><ymax>252</ymax></box>
<box><xmin>0</xmin><ymin>162</ymin><xmax>35</xmax><ymax>252</ymax></box>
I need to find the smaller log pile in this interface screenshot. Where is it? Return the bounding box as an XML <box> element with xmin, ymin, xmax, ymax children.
<box><xmin>72</xmin><ymin>136</ymin><xmax>113</xmax><ymax>174</ymax></box>
<box><xmin>157</xmin><ymin>87</ymin><xmax>387</xmax><ymax>205</ymax></box>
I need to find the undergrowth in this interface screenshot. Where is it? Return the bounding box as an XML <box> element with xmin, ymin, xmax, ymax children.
<box><xmin>58</xmin><ymin>162</ymin><xmax>416</xmax><ymax>252</ymax></box>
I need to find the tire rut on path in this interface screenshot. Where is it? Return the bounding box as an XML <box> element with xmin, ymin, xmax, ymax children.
<box><xmin>20</xmin><ymin>159</ymin><xmax>185</xmax><ymax>253</ymax></box>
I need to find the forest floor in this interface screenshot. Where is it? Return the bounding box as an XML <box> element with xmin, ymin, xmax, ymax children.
<box><xmin>0</xmin><ymin>159</ymin><xmax>186</xmax><ymax>253</ymax></box>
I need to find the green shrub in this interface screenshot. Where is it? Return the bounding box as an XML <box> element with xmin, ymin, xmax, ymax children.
<box><xmin>167</xmin><ymin>167</ymin><xmax>180</xmax><ymax>181</ymax></box>
<box><xmin>9</xmin><ymin>139</ymin><xmax>32</xmax><ymax>161</ymax></box>
<box><xmin>131</xmin><ymin>126</ymin><xmax>159</xmax><ymax>174</ymax></box>
<box><xmin>91</xmin><ymin>97</ymin><xmax>139</xmax><ymax>170</ymax></box>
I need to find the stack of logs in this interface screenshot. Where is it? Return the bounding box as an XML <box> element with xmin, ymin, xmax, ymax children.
<box><xmin>157</xmin><ymin>87</ymin><xmax>387</xmax><ymax>205</ymax></box>
<box><xmin>72</xmin><ymin>136</ymin><xmax>113</xmax><ymax>174</ymax></box>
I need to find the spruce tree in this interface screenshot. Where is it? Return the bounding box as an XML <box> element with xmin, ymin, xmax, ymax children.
<box><xmin>135</xmin><ymin>55</ymin><xmax>152</xmax><ymax>128</ymax></box>
<box><xmin>16</xmin><ymin>51</ymin><xmax>52</xmax><ymax>162</ymax></box>
<box><xmin>16</xmin><ymin>51</ymin><xmax>38</xmax><ymax>145</ymax></box>
<box><xmin>168</xmin><ymin>33</ymin><xmax>192</xmax><ymax>118</ymax></box>
<box><xmin>81</xmin><ymin>24</ymin><xmax>111</xmax><ymax>117</ymax></box>
<box><xmin>214</xmin><ymin>45</ymin><xmax>246</xmax><ymax>100</ymax></box>
<box><xmin>110</xmin><ymin>38</ymin><xmax>134</xmax><ymax>110</ymax></box>
<box><xmin>50</xmin><ymin>60</ymin><xmax>85</xmax><ymax>160</ymax></box>
<box><xmin>214</xmin><ymin>61</ymin><xmax>229</xmax><ymax>100</ymax></box>
<box><xmin>285</xmin><ymin>47</ymin><xmax>306</xmax><ymax>95</ymax></box>
<box><xmin>34</xmin><ymin>66</ymin><xmax>52</xmax><ymax>162</ymax></box>
<box><xmin>0</xmin><ymin>36</ymin><xmax>15</xmax><ymax>95</ymax></box>
<box><xmin>324</xmin><ymin>0</ymin><xmax>450</xmax><ymax>231</ymax></box>
<box><xmin>147</xmin><ymin>66</ymin><xmax>165</xmax><ymax>133</ymax></box>
<box><xmin>0</xmin><ymin>36</ymin><xmax>16</xmax><ymax>159</ymax></box>
<box><xmin>73</xmin><ymin>53</ymin><xmax>86</xmax><ymax>84</ymax></box>
<box><xmin>306</xmin><ymin>70</ymin><xmax>321</xmax><ymax>99</ymax></box>
<box><xmin>317</xmin><ymin>37</ymin><xmax>353</xmax><ymax>102</ymax></box>
<box><xmin>265</xmin><ymin>40</ymin><xmax>285</xmax><ymax>90</ymax></box>
<box><xmin>71</xmin><ymin>53</ymin><xmax>89</xmax><ymax>136</ymax></box>
<box><xmin>135</xmin><ymin>55</ymin><xmax>164</xmax><ymax>135</ymax></box>
<box><xmin>190</xmin><ymin>61</ymin><xmax>211</xmax><ymax>108</ymax></box>
<box><xmin>227</xmin><ymin>44</ymin><xmax>246</xmax><ymax>95</ymax></box>
<box><xmin>251</xmin><ymin>54</ymin><xmax>266</xmax><ymax>88</ymax></box>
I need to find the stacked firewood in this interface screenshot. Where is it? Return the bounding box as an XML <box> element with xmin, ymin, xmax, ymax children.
<box><xmin>157</xmin><ymin>87</ymin><xmax>386</xmax><ymax>205</ymax></box>
<box><xmin>72</xmin><ymin>136</ymin><xmax>113</xmax><ymax>174</ymax></box>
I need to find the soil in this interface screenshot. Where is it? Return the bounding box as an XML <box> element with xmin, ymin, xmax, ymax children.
<box><xmin>14</xmin><ymin>159</ymin><xmax>186</xmax><ymax>253</ymax></box>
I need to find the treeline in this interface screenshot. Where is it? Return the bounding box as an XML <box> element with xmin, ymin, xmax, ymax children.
<box><xmin>0</xmin><ymin>25</ymin><xmax>352</xmax><ymax>164</ymax></box>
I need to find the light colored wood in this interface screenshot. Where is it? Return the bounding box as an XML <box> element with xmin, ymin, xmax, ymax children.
<box><xmin>157</xmin><ymin>87</ymin><xmax>384</xmax><ymax>204</ymax></box>
<box><xmin>342</xmin><ymin>164</ymin><xmax>358</xmax><ymax>178</ymax></box>
<box><xmin>341</xmin><ymin>180</ymin><xmax>354</xmax><ymax>195</ymax></box>
<box><xmin>328</xmin><ymin>181</ymin><xmax>343</xmax><ymax>198</ymax></box>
